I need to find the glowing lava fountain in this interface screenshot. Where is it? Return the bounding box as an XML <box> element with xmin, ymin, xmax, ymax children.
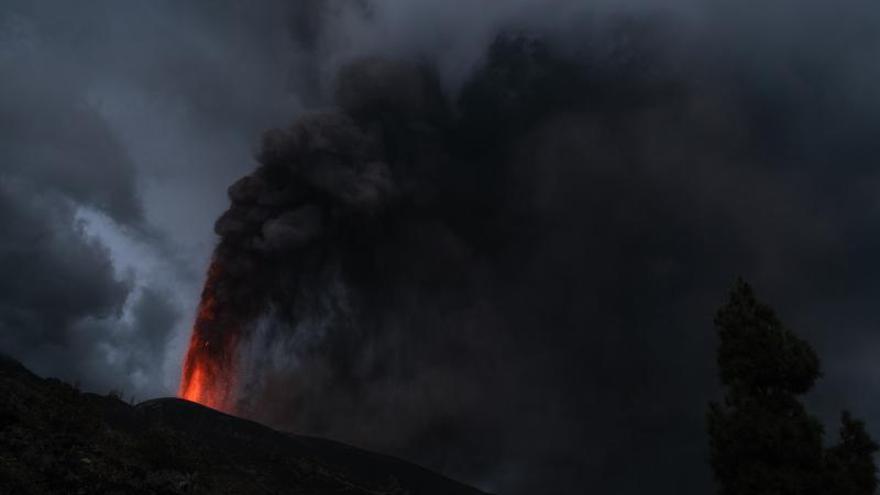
<box><xmin>179</xmin><ymin>260</ymin><xmax>240</xmax><ymax>411</ymax></box>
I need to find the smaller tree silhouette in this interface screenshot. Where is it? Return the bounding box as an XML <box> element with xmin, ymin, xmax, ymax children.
<box><xmin>823</xmin><ymin>411</ymin><xmax>879</xmax><ymax>495</ymax></box>
<box><xmin>708</xmin><ymin>279</ymin><xmax>877</xmax><ymax>495</ymax></box>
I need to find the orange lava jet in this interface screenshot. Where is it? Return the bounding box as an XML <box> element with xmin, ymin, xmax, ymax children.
<box><xmin>179</xmin><ymin>260</ymin><xmax>240</xmax><ymax>411</ymax></box>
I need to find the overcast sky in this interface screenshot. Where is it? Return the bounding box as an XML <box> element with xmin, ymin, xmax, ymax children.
<box><xmin>3</xmin><ymin>1</ymin><xmax>880</xmax><ymax>494</ymax></box>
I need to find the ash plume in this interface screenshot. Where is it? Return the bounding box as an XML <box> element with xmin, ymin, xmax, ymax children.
<box><xmin>183</xmin><ymin>5</ymin><xmax>880</xmax><ymax>494</ymax></box>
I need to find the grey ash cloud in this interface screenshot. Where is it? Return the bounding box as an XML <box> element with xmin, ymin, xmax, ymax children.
<box><xmin>197</xmin><ymin>3</ymin><xmax>880</xmax><ymax>492</ymax></box>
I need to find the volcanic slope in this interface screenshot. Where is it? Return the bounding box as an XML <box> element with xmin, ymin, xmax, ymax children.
<box><xmin>0</xmin><ymin>355</ymin><xmax>489</xmax><ymax>495</ymax></box>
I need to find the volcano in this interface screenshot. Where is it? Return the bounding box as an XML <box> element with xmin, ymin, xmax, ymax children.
<box><xmin>0</xmin><ymin>355</ymin><xmax>489</xmax><ymax>494</ymax></box>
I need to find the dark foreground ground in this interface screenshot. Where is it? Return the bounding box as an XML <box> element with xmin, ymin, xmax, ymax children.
<box><xmin>0</xmin><ymin>355</ymin><xmax>488</xmax><ymax>494</ymax></box>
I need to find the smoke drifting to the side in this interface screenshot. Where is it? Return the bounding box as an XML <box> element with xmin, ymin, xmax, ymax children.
<box><xmin>181</xmin><ymin>3</ymin><xmax>880</xmax><ymax>494</ymax></box>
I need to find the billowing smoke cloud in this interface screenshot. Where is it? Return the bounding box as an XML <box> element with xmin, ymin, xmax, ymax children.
<box><xmin>184</xmin><ymin>2</ymin><xmax>880</xmax><ymax>492</ymax></box>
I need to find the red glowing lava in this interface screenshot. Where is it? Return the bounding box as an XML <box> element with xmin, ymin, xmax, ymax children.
<box><xmin>179</xmin><ymin>260</ymin><xmax>239</xmax><ymax>411</ymax></box>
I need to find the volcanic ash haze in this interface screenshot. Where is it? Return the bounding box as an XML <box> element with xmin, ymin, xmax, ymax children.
<box><xmin>180</xmin><ymin>10</ymin><xmax>880</xmax><ymax>492</ymax></box>
<box><xmin>179</xmin><ymin>35</ymin><xmax>710</xmax><ymax>490</ymax></box>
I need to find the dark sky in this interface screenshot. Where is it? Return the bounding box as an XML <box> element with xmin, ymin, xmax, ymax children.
<box><xmin>3</xmin><ymin>1</ymin><xmax>880</xmax><ymax>494</ymax></box>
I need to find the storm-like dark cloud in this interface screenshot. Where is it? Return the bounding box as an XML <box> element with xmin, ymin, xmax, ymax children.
<box><xmin>0</xmin><ymin>182</ymin><xmax>129</xmax><ymax>368</ymax></box>
<box><xmin>0</xmin><ymin>0</ymin><xmax>314</xmax><ymax>398</ymax></box>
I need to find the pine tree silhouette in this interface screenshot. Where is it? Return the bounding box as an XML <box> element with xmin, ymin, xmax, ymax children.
<box><xmin>708</xmin><ymin>279</ymin><xmax>877</xmax><ymax>495</ymax></box>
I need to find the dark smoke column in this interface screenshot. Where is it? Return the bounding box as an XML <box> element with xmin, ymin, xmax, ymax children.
<box><xmin>176</xmin><ymin>71</ymin><xmax>409</xmax><ymax>410</ymax></box>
